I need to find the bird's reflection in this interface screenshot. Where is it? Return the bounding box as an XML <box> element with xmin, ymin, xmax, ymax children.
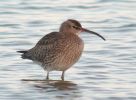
<box><xmin>22</xmin><ymin>79</ymin><xmax>77</xmax><ymax>90</ymax></box>
<box><xmin>21</xmin><ymin>79</ymin><xmax>82</xmax><ymax>99</ymax></box>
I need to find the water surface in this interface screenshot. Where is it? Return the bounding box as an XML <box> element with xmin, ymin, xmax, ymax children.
<box><xmin>0</xmin><ymin>0</ymin><xmax>136</xmax><ymax>100</ymax></box>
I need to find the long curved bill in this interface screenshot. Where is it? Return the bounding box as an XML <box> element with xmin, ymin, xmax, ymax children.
<box><xmin>82</xmin><ymin>28</ymin><xmax>106</xmax><ymax>41</ymax></box>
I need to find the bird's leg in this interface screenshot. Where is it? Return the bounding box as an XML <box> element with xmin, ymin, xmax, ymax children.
<box><xmin>61</xmin><ymin>71</ymin><xmax>65</xmax><ymax>81</ymax></box>
<box><xmin>46</xmin><ymin>71</ymin><xmax>49</xmax><ymax>80</ymax></box>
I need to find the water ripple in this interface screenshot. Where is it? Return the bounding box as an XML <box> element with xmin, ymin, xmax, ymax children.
<box><xmin>0</xmin><ymin>0</ymin><xmax>136</xmax><ymax>100</ymax></box>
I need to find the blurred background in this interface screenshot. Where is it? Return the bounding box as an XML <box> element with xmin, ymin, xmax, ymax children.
<box><xmin>0</xmin><ymin>0</ymin><xmax>136</xmax><ymax>100</ymax></box>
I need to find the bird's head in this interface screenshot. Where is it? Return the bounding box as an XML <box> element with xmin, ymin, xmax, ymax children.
<box><xmin>59</xmin><ymin>19</ymin><xmax>106</xmax><ymax>41</ymax></box>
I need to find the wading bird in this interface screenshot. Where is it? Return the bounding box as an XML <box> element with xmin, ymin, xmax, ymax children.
<box><xmin>17</xmin><ymin>19</ymin><xmax>105</xmax><ymax>80</ymax></box>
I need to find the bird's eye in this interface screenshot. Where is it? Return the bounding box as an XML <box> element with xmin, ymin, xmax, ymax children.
<box><xmin>72</xmin><ymin>26</ymin><xmax>81</xmax><ymax>30</ymax></box>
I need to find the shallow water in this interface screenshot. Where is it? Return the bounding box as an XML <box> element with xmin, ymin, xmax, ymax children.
<box><xmin>0</xmin><ymin>0</ymin><xmax>136</xmax><ymax>100</ymax></box>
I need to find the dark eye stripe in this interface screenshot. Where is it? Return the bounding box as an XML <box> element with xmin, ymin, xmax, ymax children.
<box><xmin>72</xmin><ymin>26</ymin><xmax>81</xmax><ymax>30</ymax></box>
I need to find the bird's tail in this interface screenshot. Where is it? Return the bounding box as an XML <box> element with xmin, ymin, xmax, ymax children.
<box><xmin>17</xmin><ymin>50</ymin><xmax>27</xmax><ymax>54</ymax></box>
<box><xmin>17</xmin><ymin>50</ymin><xmax>28</xmax><ymax>59</ymax></box>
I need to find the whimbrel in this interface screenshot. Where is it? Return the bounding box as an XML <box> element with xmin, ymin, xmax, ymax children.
<box><xmin>17</xmin><ymin>19</ymin><xmax>105</xmax><ymax>80</ymax></box>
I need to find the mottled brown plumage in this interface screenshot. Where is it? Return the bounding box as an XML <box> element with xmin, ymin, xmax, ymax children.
<box><xmin>17</xmin><ymin>19</ymin><xmax>105</xmax><ymax>80</ymax></box>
